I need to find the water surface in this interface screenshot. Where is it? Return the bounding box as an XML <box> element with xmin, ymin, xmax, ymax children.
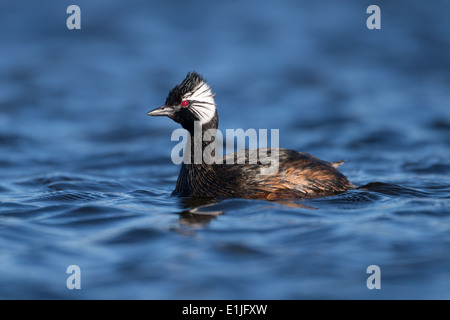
<box><xmin>0</xmin><ymin>0</ymin><xmax>449</xmax><ymax>299</ymax></box>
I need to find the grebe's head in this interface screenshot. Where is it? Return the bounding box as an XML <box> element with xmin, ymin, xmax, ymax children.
<box><xmin>147</xmin><ymin>71</ymin><xmax>217</xmax><ymax>131</ymax></box>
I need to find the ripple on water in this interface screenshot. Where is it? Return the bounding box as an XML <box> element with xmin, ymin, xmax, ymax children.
<box><xmin>14</xmin><ymin>174</ymin><xmax>83</xmax><ymax>188</ymax></box>
<box><xmin>306</xmin><ymin>189</ymin><xmax>384</xmax><ymax>210</ymax></box>
<box><xmin>14</xmin><ymin>174</ymin><xmax>132</xmax><ymax>193</ymax></box>
<box><xmin>0</xmin><ymin>0</ymin><xmax>449</xmax><ymax>300</ymax></box>
<box><xmin>0</xmin><ymin>132</ymin><xmax>34</xmax><ymax>147</ymax></box>
<box><xmin>101</xmin><ymin>226</ymin><xmax>166</xmax><ymax>245</ymax></box>
<box><xmin>40</xmin><ymin>205</ymin><xmax>135</xmax><ymax>226</ymax></box>
<box><xmin>0</xmin><ymin>184</ymin><xmax>10</xmax><ymax>193</ymax></box>
<box><xmin>357</xmin><ymin>182</ymin><xmax>432</xmax><ymax>198</ymax></box>
<box><xmin>28</xmin><ymin>191</ymin><xmax>109</xmax><ymax>204</ymax></box>
<box><xmin>402</xmin><ymin>162</ymin><xmax>450</xmax><ymax>175</ymax></box>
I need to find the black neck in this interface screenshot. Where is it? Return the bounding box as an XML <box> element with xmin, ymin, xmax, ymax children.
<box><xmin>184</xmin><ymin>112</ymin><xmax>219</xmax><ymax>165</ymax></box>
<box><xmin>174</xmin><ymin>112</ymin><xmax>220</xmax><ymax>196</ymax></box>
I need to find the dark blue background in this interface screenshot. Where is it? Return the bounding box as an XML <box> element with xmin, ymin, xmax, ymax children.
<box><xmin>0</xmin><ymin>0</ymin><xmax>449</xmax><ymax>299</ymax></box>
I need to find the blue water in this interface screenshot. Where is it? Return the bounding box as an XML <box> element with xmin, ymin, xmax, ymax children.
<box><xmin>1</xmin><ymin>0</ymin><xmax>449</xmax><ymax>299</ymax></box>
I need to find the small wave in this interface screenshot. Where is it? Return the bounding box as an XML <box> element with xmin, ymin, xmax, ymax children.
<box><xmin>357</xmin><ymin>182</ymin><xmax>432</xmax><ymax>198</ymax></box>
<box><xmin>15</xmin><ymin>173</ymin><xmax>132</xmax><ymax>195</ymax></box>
<box><xmin>216</xmin><ymin>242</ymin><xmax>266</xmax><ymax>257</ymax></box>
<box><xmin>0</xmin><ymin>202</ymin><xmax>38</xmax><ymax>216</ymax></box>
<box><xmin>39</xmin><ymin>205</ymin><xmax>134</xmax><ymax>227</ymax></box>
<box><xmin>428</xmin><ymin>119</ymin><xmax>450</xmax><ymax>131</ymax></box>
<box><xmin>0</xmin><ymin>132</ymin><xmax>34</xmax><ymax>147</ymax></box>
<box><xmin>346</xmin><ymin>130</ymin><xmax>407</xmax><ymax>150</ymax></box>
<box><xmin>14</xmin><ymin>174</ymin><xmax>83</xmax><ymax>188</ymax></box>
<box><xmin>0</xmin><ymin>159</ymin><xmax>16</xmax><ymax>168</ymax></box>
<box><xmin>127</xmin><ymin>189</ymin><xmax>161</xmax><ymax>198</ymax></box>
<box><xmin>101</xmin><ymin>227</ymin><xmax>164</xmax><ymax>244</ymax></box>
<box><xmin>402</xmin><ymin>162</ymin><xmax>450</xmax><ymax>174</ymax></box>
<box><xmin>28</xmin><ymin>191</ymin><xmax>108</xmax><ymax>204</ymax></box>
<box><xmin>307</xmin><ymin>189</ymin><xmax>383</xmax><ymax>210</ymax></box>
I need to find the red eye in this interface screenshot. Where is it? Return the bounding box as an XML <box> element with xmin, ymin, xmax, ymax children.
<box><xmin>181</xmin><ymin>100</ymin><xmax>188</xmax><ymax>107</ymax></box>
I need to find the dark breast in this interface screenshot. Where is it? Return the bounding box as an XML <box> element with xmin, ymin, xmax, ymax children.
<box><xmin>174</xmin><ymin>148</ymin><xmax>353</xmax><ymax>199</ymax></box>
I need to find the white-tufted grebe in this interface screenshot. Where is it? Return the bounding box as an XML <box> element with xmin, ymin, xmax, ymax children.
<box><xmin>147</xmin><ymin>71</ymin><xmax>353</xmax><ymax>199</ymax></box>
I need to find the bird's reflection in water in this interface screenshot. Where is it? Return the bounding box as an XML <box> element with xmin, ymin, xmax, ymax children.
<box><xmin>177</xmin><ymin>196</ymin><xmax>317</xmax><ymax>228</ymax></box>
<box><xmin>178</xmin><ymin>197</ymin><xmax>223</xmax><ymax>227</ymax></box>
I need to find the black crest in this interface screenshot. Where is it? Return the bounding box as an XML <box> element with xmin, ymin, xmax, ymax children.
<box><xmin>165</xmin><ymin>71</ymin><xmax>206</xmax><ymax>106</ymax></box>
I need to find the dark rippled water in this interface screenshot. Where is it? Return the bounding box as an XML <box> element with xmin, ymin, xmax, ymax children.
<box><xmin>1</xmin><ymin>1</ymin><xmax>449</xmax><ymax>299</ymax></box>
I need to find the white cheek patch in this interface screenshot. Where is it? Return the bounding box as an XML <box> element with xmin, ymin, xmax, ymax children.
<box><xmin>183</xmin><ymin>81</ymin><xmax>216</xmax><ymax>124</ymax></box>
